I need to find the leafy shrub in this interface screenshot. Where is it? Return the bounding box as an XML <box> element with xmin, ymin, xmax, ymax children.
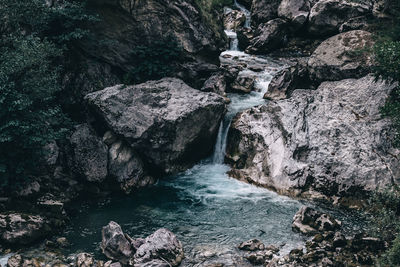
<box><xmin>123</xmin><ymin>38</ymin><xmax>182</xmax><ymax>84</ymax></box>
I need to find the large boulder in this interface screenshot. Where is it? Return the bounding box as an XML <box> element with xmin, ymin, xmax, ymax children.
<box><xmin>86</xmin><ymin>78</ymin><xmax>226</xmax><ymax>175</ymax></box>
<box><xmin>0</xmin><ymin>213</ymin><xmax>50</xmax><ymax>245</ymax></box>
<box><xmin>308</xmin><ymin>0</ymin><xmax>372</xmax><ymax>36</ymax></box>
<box><xmin>226</xmin><ymin>75</ymin><xmax>400</xmax><ymax>200</ymax></box>
<box><xmin>292</xmin><ymin>206</ymin><xmax>341</xmax><ymax>235</ymax></box>
<box><xmin>278</xmin><ymin>0</ymin><xmax>311</xmax><ymax>28</ymax></box>
<box><xmin>69</xmin><ymin>124</ymin><xmax>108</xmax><ymax>182</ymax></box>
<box><xmin>308</xmin><ymin>30</ymin><xmax>374</xmax><ymax>84</ymax></box>
<box><xmin>246</xmin><ymin>18</ymin><xmax>288</xmax><ymax>54</ymax></box>
<box><xmin>224</xmin><ymin>8</ymin><xmax>246</xmax><ymax>31</ymax></box>
<box><xmin>133</xmin><ymin>229</ymin><xmax>184</xmax><ymax>267</ymax></box>
<box><xmin>101</xmin><ymin>221</ymin><xmax>134</xmax><ymax>265</ymax></box>
<box><xmin>250</xmin><ymin>0</ymin><xmax>281</xmax><ymax>24</ymax></box>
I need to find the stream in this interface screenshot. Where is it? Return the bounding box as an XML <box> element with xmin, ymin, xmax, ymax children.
<box><xmin>61</xmin><ymin>3</ymin><xmax>366</xmax><ymax>266</ymax></box>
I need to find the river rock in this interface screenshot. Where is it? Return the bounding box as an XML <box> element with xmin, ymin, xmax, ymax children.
<box><xmin>238</xmin><ymin>239</ymin><xmax>265</xmax><ymax>251</ymax></box>
<box><xmin>224</xmin><ymin>9</ymin><xmax>246</xmax><ymax>30</ymax></box>
<box><xmin>308</xmin><ymin>30</ymin><xmax>374</xmax><ymax>83</ymax></box>
<box><xmin>85</xmin><ymin>78</ymin><xmax>226</xmax><ymax>175</ymax></box>
<box><xmin>106</xmin><ymin>133</ymin><xmax>155</xmax><ymax>194</ymax></box>
<box><xmin>69</xmin><ymin>124</ymin><xmax>108</xmax><ymax>182</ymax></box>
<box><xmin>264</xmin><ymin>67</ymin><xmax>296</xmax><ymax>100</ymax></box>
<box><xmin>226</xmin><ymin>75</ymin><xmax>400</xmax><ymax>199</ymax></box>
<box><xmin>251</xmin><ymin>0</ymin><xmax>281</xmax><ymax>24</ymax></box>
<box><xmin>7</xmin><ymin>255</ymin><xmax>23</xmax><ymax>267</ymax></box>
<box><xmin>237</xmin><ymin>27</ymin><xmax>254</xmax><ymax>51</ymax></box>
<box><xmin>278</xmin><ymin>0</ymin><xmax>311</xmax><ymax>28</ymax></box>
<box><xmin>308</xmin><ymin>0</ymin><xmax>372</xmax><ymax>35</ymax></box>
<box><xmin>292</xmin><ymin>207</ymin><xmax>341</xmax><ymax>235</ymax></box>
<box><xmin>201</xmin><ymin>72</ymin><xmax>227</xmax><ymax>95</ymax></box>
<box><xmin>230</xmin><ymin>74</ymin><xmax>255</xmax><ymax>93</ymax></box>
<box><xmin>133</xmin><ymin>228</ymin><xmax>184</xmax><ymax>267</ymax></box>
<box><xmin>246</xmin><ymin>19</ymin><xmax>288</xmax><ymax>54</ymax></box>
<box><xmin>101</xmin><ymin>221</ymin><xmax>134</xmax><ymax>265</ymax></box>
<box><xmin>0</xmin><ymin>213</ymin><xmax>50</xmax><ymax>245</ymax></box>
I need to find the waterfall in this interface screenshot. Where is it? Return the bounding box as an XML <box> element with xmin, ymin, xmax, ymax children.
<box><xmin>234</xmin><ymin>0</ymin><xmax>251</xmax><ymax>28</ymax></box>
<box><xmin>212</xmin><ymin>117</ymin><xmax>232</xmax><ymax>164</ymax></box>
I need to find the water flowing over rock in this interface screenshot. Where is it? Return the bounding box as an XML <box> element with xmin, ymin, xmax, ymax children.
<box><xmin>69</xmin><ymin>124</ymin><xmax>108</xmax><ymax>183</ymax></box>
<box><xmin>101</xmin><ymin>221</ymin><xmax>134</xmax><ymax>265</ymax></box>
<box><xmin>308</xmin><ymin>0</ymin><xmax>372</xmax><ymax>35</ymax></box>
<box><xmin>133</xmin><ymin>229</ymin><xmax>184</xmax><ymax>267</ymax></box>
<box><xmin>308</xmin><ymin>30</ymin><xmax>374</xmax><ymax>84</ymax></box>
<box><xmin>86</xmin><ymin>78</ymin><xmax>226</xmax><ymax>175</ymax></box>
<box><xmin>226</xmin><ymin>75</ymin><xmax>400</xmax><ymax>200</ymax></box>
<box><xmin>0</xmin><ymin>213</ymin><xmax>50</xmax><ymax>245</ymax></box>
<box><xmin>292</xmin><ymin>207</ymin><xmax>341</xmax><ymax>235</ymax></box>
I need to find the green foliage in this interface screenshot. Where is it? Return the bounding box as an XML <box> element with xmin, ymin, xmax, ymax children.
<box><xmin>0</xmin><ymin>0</ymin><xmax>97</xmax><ymax>187</ymax></box>
<box><xmin>124</xmin><ymin>38</ymin><xmax>182</xmax><ymax>84</ymax></box>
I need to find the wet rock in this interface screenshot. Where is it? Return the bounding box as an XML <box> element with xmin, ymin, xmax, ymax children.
<box><xmin>236</xmin><ymin>27</ymin><xmax>254</xmax><ymax>51</ymax></box>
<box><xmin>308</xmin><ymin>30</ymin><xmax>374</xmax><ymax>83</ymax></box>
<box><xmin>69</xmin><ymin>124</ymin><xmax>108</xmax><ymax>182</ymax></box>
<box><xmin>332</xmin><ymin>232</ymin><xmax>347</xmax><ymax>248</ymax></box>
<box><xmin>76</xmin><ymin>253</ymin><xmax>95</xmax><ymax>267</ymax></box>
<box><xmin>133</xmin><ymin>228</ymin><xmax>184</xmax><ymax>267</ymax></box>
<box><xmin>350</xmin><ymin>235</ymin><xmax>385</xmax><ymax>252</ymax></box>
<box><xmin>339</xmin><ymin>16</ymin><xmax>370</xmax><ymax>32</ymax></box>
<box><xmin>230</xmin><ymin>75</ymin><xmax>255</xmax><ymax>93</ymax></box>
<box><xmin>251</xmin><ymin>0</ymin><xmax>281</xmax><ymax>24</ymax></box>
<box><xmin>292</xmin><ymin>207</ymin><xmax>341</xmax><ymax>235</ymax></box>
<box><xmin>238</xmin><ymin>239</ymin><xmax>265</xmax><ymax>251</ymax></box>
<box><xmin>244</xmin><ymin>250</ymin><xmax>273</xmax><ymax>265</ymax></box>
<box><xmin>7</xmin><ymin>254</ymin><xmax>23</xmax><ymax>267</ymax></box>
<box><xmin>224</xmin><ymin>9</ymin><xmax>246</xmax><ymax>30</ymax></box>
<box><xmin>308</xmin><ymin>0</ymin><xmax>372</xmax><ymax>36</ymax></box>
<box><xmin>246</xmin><ymin>19</ymin><xmax>288</xmax><ymax>54</ymax></box>
<box><xmin>101</xmin><ymin>221</ymin><xmax>134</xmax><ymax>265</ymax></box>
<box><xmin>278</xmin><ymin>0</ymin><xmax>311</xmax><ymax>28</ymax></box>
<box><xmin>106</xmin><ymin>133</ymin><xmax>154</xmax><ymax>194</ymax></box>
<box><xmin>201</xmin><ymin>72</ymin><xmax>227</xmax><ymax>95</ymax></box>
<box><xmin>0</xmin><ymin>213</ymin><xmax>50</xmax><ymax>245</ymax></box>
<box><xmin>15</xmin><ymin>181</ymin><xmax>41</xmax><ymax>198</ymax></box>
<box><xmin>263</xmin><ymin>68</ymin><xmax>293</xmax><ymax>100</ymax></box>
<box><xmin>86</xmin><ymin>78</ymin><xmax>226</xmax><ymax>175</ymax></box>
<box><xmin>226</xmin><ymin>75</ymin><xmax>400</xmax><ymax>199</ymax></box>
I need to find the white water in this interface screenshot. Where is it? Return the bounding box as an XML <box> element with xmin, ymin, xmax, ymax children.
<box><xmin>0</xmin><ymin>254</ymin><xmax>12</xmax><ymax>267</ymax></box>
<box><xmin>234</xmin><ymin>0</ymin><xmax>251</xmax><ymax>28</ymax></box>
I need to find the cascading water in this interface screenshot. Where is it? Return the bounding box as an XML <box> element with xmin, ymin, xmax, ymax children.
<box><xmin>234</xmin><ymin>0</ymin><xmax>251</xmax><ymax>28</ymax></box>
<box><xmin>59</xmin><ymin>2</ymin><xmax>365</xmax><ymax>266</ymax></box>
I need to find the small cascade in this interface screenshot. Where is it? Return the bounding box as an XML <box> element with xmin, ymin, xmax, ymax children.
<box><xmin>234</xmin><ymin>0</ymin><xmax>251</xmax><ymax>28</ymax></box>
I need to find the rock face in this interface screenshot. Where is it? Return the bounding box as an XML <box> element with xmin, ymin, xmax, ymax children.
<box><xmin>246</xmin><ymin>19</ymin><xmax>288</xmax><ymax>54</ymax></box>
<box><xmin>226</xmin><ymin>75</ymin><xmax>400</xmax><ymax>199</ymax></box>
<box><xmin>292</xmin><ymin>206</ymin><xmax>341</xmax><ymax>235</ymax></box>
<box><xmin>224</xmin><ymin>9</ymin><xmax>246</xmax><ymax>30</ymax></box>
<box><xmin>308</xmin><ymin>30</ymin><xmax>374</xmax><ymax>83</ymax></box>
<box><xmin>278</xmin><ymin>0</ymin><xmax>310</xmax><ymax>28</ymax></box>
<box><xmin>0</xmin><ymin>213</ymin><xmax>50</xmax><ymax>245</ymax></box>
<box><xmin>134</xmin><ymin>229</ymin><xmax>184</xmax><ymax>266</ymax></box>
<box><xmin>101</xmin><ymin>221</ymin><xmax>134</xmax><ymax>265</ymax></box>
<box><xmin>308</xmin><ymin>0</ymin><xmax>372</xmax><ymax>35</ymax></box>
<box><xmin>86</xmin><ymin>78</ymin><xmax>226</xmax><ymax>175</ymax></box>
<box><xmin>69</xmin><ymin>124</ymin><xmax>108</xmax><ymax>182</ymax></box>
<box><xmin>250</xmin><ymin>0</ymin><xmax>280</xmax><ymax>24</ymax></box>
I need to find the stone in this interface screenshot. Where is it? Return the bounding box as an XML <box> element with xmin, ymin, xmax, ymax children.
<box><xmin>238</xmin><ymin>239</ymin><xmax>265</xmax><ymax>251</ymax></box>
<box><xmin>107</xmin><ymin>136</ymin><xmax>154</xmax><ymax>194</ymax></box>
<box><xmin>226</xmin><ymin>75</ymin><xmax>400</xmax><ymax>199</ymax></box>
<box><xmin>263</xmin><ymin>68</ymin><xmax>293</xmax><ymax>100</ymax></box>
<box><xmin>76</xmin><ymin>253</ymin><xmax>95</xmax><ymax>267</ymax></box>
<box><xmin>308</xmin><ymin>0</ymin><xmax>372</xmax><ymax>35</ymax></box>
<box><xmin>251</xmin><ymin>0</ymin><xmax>281</xmax><ymax>24</ymax></box>
<box><xmin>230</xmin><ymin>74</ymin><xmax>255</xmax><ymax>93</ymax></box>
<box><xmin>15</xmin><ymin>181</ymin><xmax>41</xmax><ymax>198</ymax></box>
<box><xmin>69</xmin><ymin>124</ymin><xmax>108</xmax><ymax>182</ymax></box>
<box><xmin>133</xmin><ymin>228</ymin><xmax>184</xmax><ymax>267</ymax></box>
<box><xmin>101</xmin><ymin>221</ymin><xmax>134</xmax><ymax>265</ymax></box>
<box><xmin>201</xmin><ymin>72</ymin><xmax>227</xmax><ymax>95</ymax></box>
<box><xmin>332</xmin><ymin>232</ymin><xmax>347</xmax><ymax>248</ymax></box>
<box><xmin>86</xmin><ymin>78</ymin><xmax>226</xmax><ymax>174</ymax></box>
<box><xmin>7</xmin><ymin>254</ymin><xmax>23</xmax><ymax>267</ymax></box>
<box><xmin>224</xmin><ymin>9</ymin><xmax>246</xmax><ymax>30</ymax></box>
<box><xmin>244</xmin><ymin>250</ymin><xmax>272</xmax><ymax>265</ymax></box>
<box><xmin>278</xmin><ymin>0</ymin><xmax>311</xmax><ymax>28</ymax></box>
<box><xmin>308</xmin><ymin>30</ymin><xmax>374</xmax><ymax>83</ymax></box>
<box><xmin>246</xmin><ymin>19</ymin><xmax>288</xmax><ymax>54</ymax></box>
<box><xmin>0</xmin><ymin>213</ymin><xmax>50</xmax><ymax>245</ymax></box>
<box><xmin>292</xmin><ymin>207</ymin><xmax>341</xmax><ymax>235</ymax></box>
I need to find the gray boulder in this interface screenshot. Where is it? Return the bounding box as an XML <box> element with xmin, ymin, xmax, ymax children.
<box><xmin>69</xmin><ymin>124</ymin><xmax>108</xmax><ymax>182</ymax></box>
<box><xmin>226</xmin><ymin>75</ymin><xmax>400</xmax><ymax>200</ymax></box>
<box><xmin>308</xmin><ymin>0</ymin><xmax>372</xmax><ymax>35</ymax></box>
<box><xmin>278</xmin><ymin>0</ymin><xmax>311</xmax><ymax>28</ymax></box>
<box><xmin>308</xmin><ymin>30</ymin><xmax>374</xmax><ymax>83</ymax></box>
<box><xmin>292</xmin><ymin>206</ymin><xmax>341</xmax><ymax>235</ymax></box>
<box><xmin>246</xmin><ymin>18</ymin><xmax>288</xmax><ymax>54</ymax></box>
<box><xmin>101</xmin><ymin>221</ymin><xmax>134</xmax><ymax>265</ymax></box>
<box><xmin>0</xmin><ymin>213</ymin><xmax>50</xmax><ymax>245</ymax></box>
<box><xmin>86</xmin><ymin>78</ymin><xmax>226</xmax><ymax>175</ymax></box>
<box><xmin>251</xmin><ymin>0</ymin><xmax>281</xmax><ymax>24</ymax></box>
<box><xmin>224</xmin><ymin>9</ymin><xmax>246</xmax><ymax>31</ymax></box>
<box><xmin>201</xmin><ymin>72</ymin><xmax>227</xmax><ymax>95</ymax></box>
<box><xmin>133</xmin><ymin>228</ymin><xmax>184</xmax><ymax>267</ymax></box>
